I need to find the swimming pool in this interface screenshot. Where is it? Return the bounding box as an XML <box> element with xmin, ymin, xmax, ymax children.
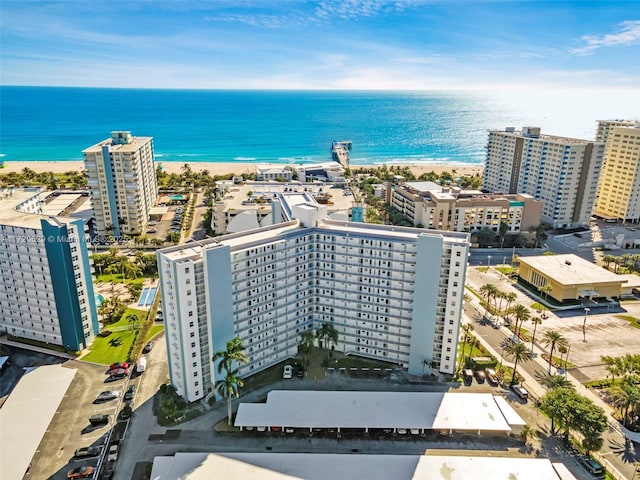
<box><xmin>95</xmin><ymin>294</ymin><xmax>105</xmax><ymax>307</ymax></box>
<box><xmin>137</xmin><ymin>287</ymin><xmax>157</xmax><ymax>307</ymax></box>
<box><xmin>170</xmin><ymin>194</ymin><xmax>185</xmax><ymax>201</ymax></box>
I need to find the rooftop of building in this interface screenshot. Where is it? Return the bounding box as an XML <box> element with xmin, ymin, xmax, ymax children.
<box><xmin>518</xmin><ymin>254</ymin><xmax>624</xmax><ymax>286</ymax></box>
<box><xmin>0</xmin><ymin>188</ymin><xmax>79</xmax><ymax>229</ymax></box>
<box><xmin>150</xmin><ymin>452</ymin><xmax>575</xmax><ymax>480</ymax></box>
<box><xmin>488</xmin><ymin>127</ymin><xmax>600</xmax><ymax>145</ymax></box>
<box><xmin>82</xmin><ymin>132</ymin><xmax>153</xmax><ymax>154</ymax></box>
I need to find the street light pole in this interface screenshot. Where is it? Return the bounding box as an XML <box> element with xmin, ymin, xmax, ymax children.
<box><xmin>583</xmin><ymin>308</ymin><xmax>590</xmax><ymax>342</ymax></box>
<box><xmin>486</xmin><ymin>255</ymin><xmax>492</xmax><ymax>274</ymax></box>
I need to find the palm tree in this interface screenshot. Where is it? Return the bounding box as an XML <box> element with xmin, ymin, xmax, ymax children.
<box><xmin>609</xmin><ymin>381</ymin><xmax>640</xmax><ymax>427</ymax></box>
<box><xmin>504</xmin><ymin>341</ymin><xmax>533</xmax><ymax>385</ymax></box>
<box><xmin>299</xmin><ymin>329</ymin><xmax>316</xmax><ymax>366</ymax></box>
<box><xmin>602</xmin><ymin>255</ymin><xmax>616</xmax><ymax>271</ymax></box>
<box><xmin>539</xmin><ymin>284</ymin><xmax>553</xmax><ymax>304</ymax></box>
<box><xmin>503</xmin><ymin>292</ymin><xmax>517</xmax><ymax>323</ymax></box>
<box><xmin>460</xmin><ymin>323</ymin><xmax>474</xmax><ymax>365</ymax></box>
<box><xmin>215</xmin><ymin>369</ymin><xmax>244</xmax><ymax>426</ymax></box>
<box><xmin>539</xmin><ymin>373</ymin><xmax>574</xmax><ymax>390</ymax></box>
<box><xmin>510</xmin><ymin>304</ymin><xmax>531</xmax><ymax>338</ymax></box>
<box><xmin>213</xmin><ymin>336</ymin><xmax>249</xmax><ymax>376</ymax></box>
<box><xmin>479</xmin><ymin>283</ymin><xmax>498</xmax><ymax>318</ymax></box>
<box><xmin>557</xmin><ymin>344</ymin><xmax>568</xmax><ymax>369</ymax></box>
<box><xmin>212</xmin><ymin>337</ymin><xmax>248</xmax><ymax>425</ymax></box>
<box><xmin>530</xmin><ymin>316</ymin><xmax>542</xmax><ymax>352</ymax></box>
<box><xmin>542</xmin><ymin>330</ymin><xmax>568</xmax><ymax>374</ymax></box>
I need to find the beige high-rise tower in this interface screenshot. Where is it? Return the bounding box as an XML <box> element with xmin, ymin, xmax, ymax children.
<box><xmin>83</xmin><ymin>131</ymin><xmax>158</xmax><ymax>237</ymax></box>
<box><xmin>594</xmin><ymin>120</ymin><xmax>640</xmax><ymax>223</ymax></box>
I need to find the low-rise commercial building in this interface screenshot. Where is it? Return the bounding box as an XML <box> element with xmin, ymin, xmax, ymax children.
<box><xmin>518</xmin><ymin>254</ymin><xmax>625</xmax><ymax>302</ymax></box>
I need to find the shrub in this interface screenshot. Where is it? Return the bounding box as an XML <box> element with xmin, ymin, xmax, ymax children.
<box><xmin>97</xmin><ymin>330</ymin><xmax>112</xmax><ymax>338</ymax></box>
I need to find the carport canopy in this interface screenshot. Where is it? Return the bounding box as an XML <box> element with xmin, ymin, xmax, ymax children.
<box><xmin>234</xmin><ymin>391</ymin><xmax>523</xmax><ymax>432</ymax></box>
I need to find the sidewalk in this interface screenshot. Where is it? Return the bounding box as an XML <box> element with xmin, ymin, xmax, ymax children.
<box><xmin>463</xmin><ymin>286</ymin><xmax>640</xmax><ymax>444</ymax></box>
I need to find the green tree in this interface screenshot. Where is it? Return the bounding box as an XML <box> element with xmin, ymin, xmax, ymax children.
<box><xmin>540</xmin><ymin>388</ymin><xmax>607</xmax><ymax>453</ymax></box>
<box><xmin>298</xmin><ymin>329</ymin><xmax>316</xmax><ymax>366</ymax></box>
<box><xmin>609</xmin><ymin>380</ymin><xmax>640</xmax><ymax>428</ymax></box>
<box><xmin>503</xmin><ymin>341</ymin><xmax>533</xmax><ymax>385</ymax></box>
<box><xmin>539</xmin><ymin>373</ymin><xmax>574</xmax><ymax>390</ymax></box>
<box><xmin>530</xmin><ymin>316</ymin><xmax>542</xmax><ymax>352</ymax></box>
<box><xmin>510</xmin><ymin>304</ymin><xmax>531</xmax><ymax>339</ymax></box>
<box><xmin>215</xmin><ymin>370</ymin><xmax>244</xmax><ymax>426</ymax></box>
<box><xmin>499</xmin><ymin>221</ymin><xmax>509</xmax><ymax>248</ymax></box>
<box><xmin>316</xmin><ymin>322</ymin><xmax>339</xmax><ymax>356</ymax></box>
<box><xmin>212</xmin><ymin>337</ymin><xmax>249</xmax><ymax>426</ymax></box>
<box><xmin>460</xmin><ymin>323</ymin><xmax>474</xmax><ymax>366</ymax></box>
<box><xmin>126</xmin><ymin>313</ymin><xmax>139</xmax><ymax>331</ymax></box>
<box><xmin>542</xmin><ymin>330</ymin><xmax>568</xmax><ymax>374</ymax></box>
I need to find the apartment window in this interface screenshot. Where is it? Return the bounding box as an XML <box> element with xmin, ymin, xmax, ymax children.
<box><xmin>191</xmin><ymin>342</ymin><xmax>196</xmax><ymax>348</ymax></box>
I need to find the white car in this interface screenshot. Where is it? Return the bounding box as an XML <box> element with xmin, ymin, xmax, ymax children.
<box><xmin>283</xmin><ymin>365</ymin><xmax>293</xmax><ymax>379</ymax></box>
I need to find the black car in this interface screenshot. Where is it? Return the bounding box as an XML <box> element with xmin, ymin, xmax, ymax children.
<box><xmin>142</xmin><ymin>341</ymin><xmax>155</xmax><ymax>353</ymax></box>
<box><xmin>89</xmin><ymin>414</ymin><xmax>109</xmax><ymax>426</ymax></box>
<box><xmin>124</xmin><ymin>384</ymin><xmax>136</xmax><ymax>401</ymax></box>
<box><xmin>119</xmin><ymin>405</ymin><xmax>133</xmax><ymax>421</ymax></box>
<box><xmin>74</xmin><ymin>446</ymin><xmax>102</xmax><ymax>458</ymax></box>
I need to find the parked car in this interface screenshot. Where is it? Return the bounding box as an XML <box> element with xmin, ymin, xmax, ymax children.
<box><xmin>124</xmin><ymin>384</ymin><xmax>136</xmax><ymax>401</ymax></box>
<box><xmin>579</xmin><ymin>456</ymin><xmax>604</xmax><ymax>476</ymax></box>
<box><xmin>119</xmin><ymin>404</ymin><xmax>133</xmax><ymax>421</ymax></box>
<box><xmin>485</xmin><ymin>368</ymin><xmax>499</xmax><ymax>385</ymax></box>
<box><xmin>474</xmin><ymin>370</ymin><xmax>487</xmax><ymax>383</ymax></box>
<box><xmin>511</xmin><ymin>384</ymin><xmax>529</xmax><ymax>401</ymax></box>
<box><xmin>109</xmin><ymin>362</ymin><xmax>128</xmax><ymax>371</ymax></box>
<box><xmin>89</xmin><ymin>414</ymin><xmax>109</xmax><ymax>426</ymax></box>
<box><xmin>148</xmin><ymin>221</ymin><xmax>157</xmax><ymax>226</ymax></box>
<box><xmin>108</xmin><ymin>368</ymin><xmax>130</xmax><ymax>380</ymax></box>
<box><xmin>95</xmin><ymin>391</ymin><xmax>120</xmax><ymax>402</ymax></box>
<box><xmin>107</xmin><ymin>443</ymin><xmax>119</xmax><ymax>462</ymax></box>
<box><xmin>146</xmin><ymin>228</ymin><xmax>157</xmax><ymax>234</ymax></box>
<box><xmin>142</xmin><ymin>341</ymin><xmax>155</xmax><ymax>353</ymax></box>
<box><xmin>397</xmin><ymin>428</ymin><xmax>407</xmax><ymax>435</ymax></box>
<box><xmin>462</xmin><ymin>369</ymin><xmax>474</xmax><ymax>382</ymax></box>
<box><xmin>67</xmin><ymin>466</ymin><xmax>94</xmax><ymax>479</ymax></box>
<box><xmin>283</xmin><ymin>364</ymin><xmax>293</xmax><ymax>379</ymax></box>
<box><xmin>74</xmin><ymin>446</ymin><xmax>102</xmax><ymax>458</ymax></box>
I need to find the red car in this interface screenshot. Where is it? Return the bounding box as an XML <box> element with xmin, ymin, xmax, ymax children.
<box><xmin>109</xmin><ymin>362</ymin><xmax>128</xmax><ymax>371</ymax></box>
<box><xmin>67</xmin><ymin>465</ymin><xmax>94</xmax><ymax>478</ymax></box>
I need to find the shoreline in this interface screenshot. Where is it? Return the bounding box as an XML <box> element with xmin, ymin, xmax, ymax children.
<box><xmin>0</xmin><ymin>160</ymin><xmax>483</xmax><ymax>178</ymax></box>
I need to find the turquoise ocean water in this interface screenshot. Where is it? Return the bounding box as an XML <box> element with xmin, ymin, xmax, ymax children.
<box><xmin>1</xmin><ymin>87</ymin><xmax>638</xmax><ymax>166</ymax></box>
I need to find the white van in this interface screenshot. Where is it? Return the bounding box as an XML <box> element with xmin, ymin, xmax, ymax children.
<box><xmin>136</xmin><ymin>356</ymin><xmax>147</xmax><ymax>373</ymax></box>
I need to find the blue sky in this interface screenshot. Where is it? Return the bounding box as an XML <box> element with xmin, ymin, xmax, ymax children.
<box><xmin>1</xmin><ymin>0</ymin><xmax>639</xmax><ymax>90</ymax></box>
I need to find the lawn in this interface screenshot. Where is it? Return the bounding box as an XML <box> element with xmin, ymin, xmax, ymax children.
<box><xmin>146</xmin><ymin>325</ymin><xmax>164</xmax><ymax>341</ymax></box>
<box><xmin>82</xmin><ymin>329</ymin><xmax>138</xmax><ymax>364</ymax></box>
<box><xmin>95</xmin><ymin>273</ymin><xmax>144</xmax><ymax>285</ymax></box>
<box><xmin>109</xmin><ymin>308</ymin><xmax>148</xmax><ymax>329</ymax></box>
<box><xmin>615</xmin><ymin>314</ymin><xmax>640</xmax><ymax>329</ymax></box>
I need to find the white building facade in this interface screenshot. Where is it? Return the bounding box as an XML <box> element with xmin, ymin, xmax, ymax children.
<box><xmin>158</xmin><ymin>213</ymin><xmax>469</xmax><ymax>402</ymax></box>
<box><xmin>482</xmin><ymin>127</ymin><xmax>605</xmax><ymax>228</ymax></box>
<box><xmin>0</xmin><ymin>188</ymin><xmax>99</xmax><ymax>350</ymax></box>
<box><xmin>83</xmin><ymin>131</ymin><xmax>158</xmax><ymax>238</ymax></box>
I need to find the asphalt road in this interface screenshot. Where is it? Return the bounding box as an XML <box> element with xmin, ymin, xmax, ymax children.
<box><xmin>464</xmin><ymin>300</ymin><xmax>640</xmax><ymax>480</ymax></box>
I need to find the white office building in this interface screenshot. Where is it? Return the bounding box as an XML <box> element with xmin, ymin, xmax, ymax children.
<box><xmin>83</xmin><ymin>131</ymin><xmax>158</xmax><ymax>237</ymax></box>
<box><xmin>158</xmin><ymin>192</ymin><xmax>469</xmax><ymax>402</ymax></box>
<box><xmin>0</xmin><ymin>188</ymin><xmax>99</xmax><ymax>351</ymax></box>
<box><xmin>482</xmin><ymin>127</ymin><xmax>605</xmax><ymax>228</ymax></box>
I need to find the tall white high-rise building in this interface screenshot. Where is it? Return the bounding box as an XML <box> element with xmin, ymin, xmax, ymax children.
<box><xmin>482</xmin><ymin>127</ymin><xmax>605</xmax><ymax>229</ymax></box>
<box><xmin>0</xmin><ymin>188</ymin><xmax>99</xmax><ymax>350</ymax></box>
<box><xmin>594</xmin><ymin>120</ymin><xmax>640</xmax><ymax>223</ymax></box>
<box><xmin>158</xmin><ymin>193</ymin><xmax>470</xmax><ymax>402</ymax></box>
<box><xmin>83</xmin><ymin>131</ymin><xmax>158</xmax><ymax>238</ymax></box>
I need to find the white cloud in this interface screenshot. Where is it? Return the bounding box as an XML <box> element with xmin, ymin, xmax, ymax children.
<box><xmin>569</xmin><ymin>20</ymin><xmax>640</xmax><ymax>55</ymax></box>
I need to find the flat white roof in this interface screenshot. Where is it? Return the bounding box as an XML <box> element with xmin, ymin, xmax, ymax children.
<box><xmin>234</xmin><ymin>391</ymin><xmax>523</xmax><ymax>432</ymax></box>
<box><xmin>0</xmin><ymin>364</ymin><xmax>76</xmax><ymax>480</ymax></box>
<box><xmin>493</xmin><ymin>396</ymin><xmax>527</xmax><ymax>426</ymax></box>
<box><xmin>150</xmin><ymin>453</ymin><xmax>574</xmax><ymax>480</ymax></box>
<box><xmin>415</xmin><ymin>455</ymin><xmax>576</xmax><ymax>480</ymax></box>
<box><xmin>518</xmin><ymin>254</ymin><xmax>623</xmax><ymax>286</ymax></box>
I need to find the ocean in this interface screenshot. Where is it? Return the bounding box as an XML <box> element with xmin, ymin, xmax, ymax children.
<box><xmin>1</xmin><ymin>87</ymin><xmax>638</xmax><ymax>166</ymax></box>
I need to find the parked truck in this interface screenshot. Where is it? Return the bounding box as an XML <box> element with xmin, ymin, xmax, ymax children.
<box><xmin>136</xmin><ymin>356</ymin><xmax>147</xmax><ymax>373</ymax></box>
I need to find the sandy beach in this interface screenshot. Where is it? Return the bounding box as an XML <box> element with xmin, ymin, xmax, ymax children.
<box><xmin>1</xmin><ymin>161</ymin><xmax>483</xmax><ymax>179</ymax></box>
